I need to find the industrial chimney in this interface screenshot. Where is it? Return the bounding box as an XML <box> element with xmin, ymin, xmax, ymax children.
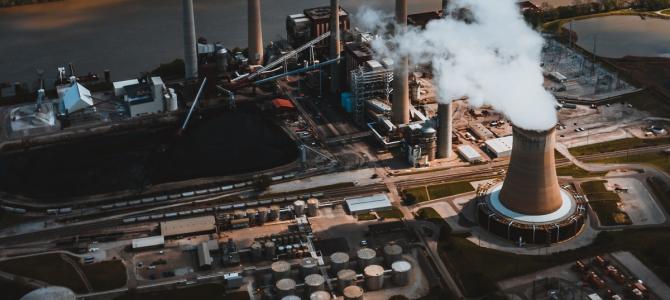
<box><xmin>436</xmin><ymin>103</ymin><xmax>453</xmax><ymax>159</ymax></box>
<box><xmin>248</xmin><ymin>0</ymin><xmax>264</xmax><ymax>65</ymax></box>
<box><xmin>182</xmin><ymin>0</ymin><xmax>198</xmax><ymax>79</ymax></box>
<box><xmin>329</xmin><ymin>0</ymin><xmax>341</xmax><ymax>94</ymax></box>
<box><xmin>499</xmin><ymin>126</ymin><xmax>563</xmax><ymax>215</ymax></box>
<box><xmin>392</xmin><ymin>0</ymin><xmax>410</xmax><ymax>125</ymax></box>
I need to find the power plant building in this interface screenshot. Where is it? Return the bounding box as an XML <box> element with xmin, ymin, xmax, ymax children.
<box><xmin>60</xmin><ymin>82</ymin><xmax>93</xmax><ymax>114</ymax></box>
<box><xmin>122</xmin><ymin>77</ymin><xmax>176</xmax><ymax>117</ymax></box>
<box><xmin>345</xmin><ymin>193</ymin><xmax>392</xmax><ymax>215</ymax></box>
<box><xmin>485</xmin><ymin>135</ymin><xmax>513</xmax><ymax>158</ymax></box>
<box><xmin>457</xmin><ymin>145</ymin><xmax>483</xmax><ymax>163</ymax></box>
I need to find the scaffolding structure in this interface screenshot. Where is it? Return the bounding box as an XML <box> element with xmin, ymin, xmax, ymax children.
<box><xmin>350</xmin><ymin>67</ymin><xmax>393</xmax><ymax>125</ymax></box>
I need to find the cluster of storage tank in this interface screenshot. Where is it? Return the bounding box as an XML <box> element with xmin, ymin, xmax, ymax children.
<box><xmin>251</xmin><ymin>233</ymin><xmax>310</xmax><ymax>261</ymax></box>
<box><xmin>292</xmin><ymin>198</ymin><xmax>319</xmax><ymax>217</ymax></box>
<box><xmin>270</xmin><ymin>243</ymin><xmax>413</xmax><ymax>299</ymax></box>
<box><xmin>218</xmin><ymin>205</ymin><xmax>282</xmax><ymax>229</ymax></box>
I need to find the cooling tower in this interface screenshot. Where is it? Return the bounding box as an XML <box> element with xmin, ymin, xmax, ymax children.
<box><xmin>392</xmin><ymin>0</ymin><xmax>410</xmax><ymax>124</ymax></box>
<box><xmin>330</xmin><ymin>0</ymin><xmax>341</xmax><ymax>94</ymax></box>
<box><xmin>182</xmin><ymin>0</ymin><xmax>198</xmax><ymax>79</ymax></box>
<box><xmin>248</xmin><ymin>0</ymin><xmax>264</xmax><ymax>65</ymax></box>
<box><xmin>499</xmin><ymin>126</ymin><xmax>563</xmax><ymax>215</ymax></box>
<box><xmin>436</xmin><ymin>102</ymin><xmax>453</xmax><ymax>159</ymax></box>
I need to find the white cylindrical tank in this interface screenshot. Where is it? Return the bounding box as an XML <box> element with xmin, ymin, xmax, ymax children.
<box><xmin>337</xmin><ymin>269</ymin><xmax>357</xmax><ymax>290</ymax></box>
<box><xmin>300</xmin><ymin>257</ymin><xmax>319</xmax><ymax>277</ymax></box>
<box><xmin>343</xmin><ymin>285</ymin><xmax>365</xmax><ymax>300</ymax></box>
<box><xmin>357</xmin><ymin>248</ymin><xmax>376</xmax><ymax>269</ymax></box>
<box><xmin>330</xmin><ymin>252</ymin><xmax>350</xmax><ymax>274</ymax></box>
<box><xmin>265</xmin><ymin>240</ymin><xmax>276</xmax><ymax>260</ymax></box>
<box><xmin>20</xmin><ymin>286</ymin><xmax>76</xmax><ymax>300</ymax></box>
<box><xmin>304</xmin><ymin>273</ymin><xmax>325</xmax><ymax>294</ymax></box>
<box><xmin>383</xmin><ymin>244</ymin><xmax>403</xmax><ymax>265</ymax></box>
<box><xmin>294</xmin><ymin>200</ymin><xmax>305</xmax><ymax>216</ymax></box>
<box><xmin>245</xmin><ymin>208</ymin><xmax>257</xmax><ymax>220</ymax></box>
<box><xmin>363</xmin><ymin>264</ymin><xmax>385</xmax><ymax>291</ymax></box>
<box><xmin>251</xmin><ymin>241</ymin><xmax>263</xmax><ymax>261</ymax></box>
<box><xmin>309</xmin><ymin>290</ymin><xmax>331</xmax><ymax>300</ymax></box>
<box><xmin>270</xmin><ymin>205</ymin><xmax>281</xmax><ymax>220</ymax></box>
<box><xmin>275</xmin><ymin>278</ymin><xmax>297</xmax><ymax>297</ymax></box>
<box><xmin>272</xmin><ymin>260</ymin><xmax>292</xmax><ymax>281</ymax></box>
<box><xmin>167</xmin><ymin>88</ymin><xmax>178</xmax><ymax>111</ymax></box>
<box><xmin>257</xmin><ymin>207</ymin><xmax>269</xmax><ymax>224</ymax></box>
<box><xmin>233</xmin><ymin>209</ymin><xmax>246</xmax><ymax>219</ymax></box>
<box><xmin>281</xmin><ymin>296</ymin><xmax>301</xmax><ymax>300</ymax></box>
<box><xmin>306</xmin><ymin>198</ymin><xmax>319</xmax><ymax>217</ymax></box>
<box><xmin>391</xmin><ymin>260</ymin><xmax>411</xmax><ymax>286</ymax></box>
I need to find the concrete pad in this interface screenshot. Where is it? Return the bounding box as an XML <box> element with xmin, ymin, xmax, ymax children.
<box><xmin>264</xmin><ymin>168</ymin><xmax>381</xmax><ymax>195</ymax></box>
<box><xmin>605</xmin><ymin>177</ymin><xmax>666</xmax><ymax>225</ymax></box>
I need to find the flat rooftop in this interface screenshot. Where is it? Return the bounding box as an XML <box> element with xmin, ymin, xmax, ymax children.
<box><xmin>160</xmin><ymin>215</ymin><xmax>216</xmax><ymax>237</ymax></box>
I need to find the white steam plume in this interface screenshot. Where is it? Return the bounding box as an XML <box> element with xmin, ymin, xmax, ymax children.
<box><xmin>355</xmin><ymin>0</ymin><xmax>557</xmax><ymax>131</ymax></box>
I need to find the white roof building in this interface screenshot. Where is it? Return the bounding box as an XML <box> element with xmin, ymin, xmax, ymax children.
<box><xmin>345</xmin><ymin>193</ymin><xmax>392</xmax><ymax>215</ymax></box>
<box><xmin>457</xmin><ymin>145</ymin><xmax>483</xmax><ymax>163</ymax></box>
<box><xmin>113</xmin><ymin>79</ymin><xmax>140</xmax><ymax>97</ymax></box>
<box><xmin>131</xmin><ymin>235</ymin><xmax>165</xmax><ymax>250</ymax></box>
<box><xmin>485</xmin><ymin>135</ymin><xmax>513</xmax><ymax>158</ymax></box>
<box><xmin>61</xmin><ymin>82</ymin><xmax>93</xmax><ymax>113</ymax></box>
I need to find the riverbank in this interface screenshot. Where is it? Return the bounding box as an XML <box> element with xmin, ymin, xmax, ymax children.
<box><xmin>542</xmin><ymin>9</ymin><xmax>670</xmax><ymax>33</ymax></box>
<box><xmin>0</xmin><ymin>0</ymin><xmax>61</xmax><ymax>8</ymax></box>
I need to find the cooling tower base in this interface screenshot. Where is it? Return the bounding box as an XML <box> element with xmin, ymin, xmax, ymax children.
<box><xmin>477</xmin><ymin>182</ymin><xmax>587</xmax><ymax>244</ymax></box>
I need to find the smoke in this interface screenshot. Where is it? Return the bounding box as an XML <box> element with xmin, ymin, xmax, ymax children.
<box><xmin>354</xmin><ymin>0</ymin><xmax>557</xmax><ymax>131</ymax></box>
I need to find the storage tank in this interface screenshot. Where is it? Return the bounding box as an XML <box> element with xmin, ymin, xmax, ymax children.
<box><xmin>270</xmin><ymin>205</ymin><xmax>281</xmax><ymax>220</ymax></box>
<box><xmin>294</xmin><ymin>200</ymin><xmax>305</xmax><ymax>216</ymax></box>
<box><xmin>257</xmin><ymin>207</ymin><xmax>269</xmax><ymax>224</ymax></box>
<box><xmin>275</xmin><ymin>278</ymin><xmax>297</xmax><ymax>297</ymax></box>
<box><xmin>310</xmin><ymin>290</ymin><xmax>331</xmax><ymax>300</ymax></box>
<box><xmin>20</xmin><ymin>286</ymin><xmax>76</xmax><ymax>300</ymax></box>
<box><xmin>343</xmin><ymin>285</ymin><xmax>365</xmax><ymax>300</ymax></box>
<box><xmin>233</xmin><ymin>209</ymin><xmax>246</xmax><ymax>219</ymax></box>
<box><xmin>306</xmin><ymin>198</ymin><xmax>319</xmax><ymax>217</ymax></box>
<box><xmin>272</xmin><ymin>260</ymin><xmax>292</xmax><ymax>281</ymax></box>
<box><xmin>281</xmin><ymin>296</ymin><xmax>301</xmax><ymax>300</ymax></box>
<box><xmin>167</xmin><ymin>88</ymin><xmax>178</xmax><ymax>111</ymax></box>
<box><xmin>251</xmin><ymin>241</ymin><xmax>263</xmax><ymax>261</ymax></box>
<box><xmin>265</xmin><ymin>241</ymin><xmax>276</xmax><ymax>260</ymax></box>
<box><xmin>330</xmin><ymin>252</ymin><xmax>350</xmax><ymax>274</ymax></box>
<box><xmin>391</xmin><ymin>260</ymin><xmax>411</xmax><ymax>286</ymax></box>
<box><xmin>300</xmin><ymin>257</ymin><xmax>319</xmax><ymax>276</ymax></box>
<box><xmin>357</xmin><ymin>248</ymin><xmax>376</xmax><ymax>269</ymax></box>
<box><xmin>337</xmin><ymin>269</ymin><xmax>357</xmax><ymax>290</ymax></box>
<box><xmin>363</xmin><ymin>265</ymin><xmax>385</xmax><ymax>291</ymax></box>
<box><xmin>383</xmin><ymin>244</ymin><xmax>403</xmax><ymax>265</ymax></box>
<box><xmin>304</xmin><ymin>273</ymin><xmax>326</xmax><ymax>294</ymax></box>
<box><xmin>246</xmin><ymin>208</ymin><xmax>257</xmax><ymax>220</ymax></box>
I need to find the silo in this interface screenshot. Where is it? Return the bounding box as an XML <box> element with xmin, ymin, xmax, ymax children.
<box><xmin>251</xmin><ymin>241</ymin><xmax>263</xmax><ymax>261</ymax></box>
<box><xmin>383</xmin><ymin>244</ymin><xmax>403</xmax><ymax>265</ymax></box>
<box><xmin>363</xmin><ymin>265</ymin><xmax>385</xmax><ymax>291</ymax></box>
<box><xmin>300</xmin><ymin>257</ymin><xmax>319</xmax><ymax>277</ymax></box>
<box><xmin>257</xmin><ymin>207</ymin><xmax>269</xmax><ymax>224</ymax></box>
<box><xmin>306</xmin><ymin>198</ymin><xmax>319</xmax><ymax>217</ymax></box>
<box><xmin>272</xmin><ymin>260</ymin><xmax>292</xmax><ymax>281</ymax></box>
<box><xmin>391</xmin><ymin>260</ymin><xmax>411</xmax><ymax>286</ymax></box>
<box><xmin>275</xmin><ymin>278</ymin><xmax>297</xmax><ymax>298</ymax></box>
<box><xmin>270</xmin><ymin>205</ymin><xmax>281</xmax><ymax>220</ymax></box>
<box><xmin>294</xmin><ymin>200</ymin><xmax>305</xmax><ymax>216</ymax></box>
<box><xmin>343</xmin><ymin>285</ymin><xmax>365</xmax><ymax>300</ymax></box>
<box><xmin>20</xmin><ymin>286</ymin><xmax>76</xmax><ymax>300</ymax></box>
<box><xmin>337</xmin><ymin>269</ymin><xmax>357</xmax><ymax>290</ymax></box>
<box><xmin>357</xmin><ymin>248</ymin><xmax>376</xmax><ymax>269</ymax></box>
<box><xmin>304</xmin><ymin>274</ymin><xmax>326</xmax><ymax>294</ymax></box>
<box><xmin>310</xmin><ymin>290</ymin><xmax>331</xmax><ymax>300</ymax></box>
<box><xmin>281</xmin><ymin>296</ymin><xmax>301</xmax><ymax>300</ymax></box>
<box><xmin>330</xmin><ymin>252</ymin><xmax>350</xmax><ymax>274</ymax></box>
<box><xmin>265</xmin><ymin>241</ymin><xmax>276</xmax><ymax>260</ymax></box>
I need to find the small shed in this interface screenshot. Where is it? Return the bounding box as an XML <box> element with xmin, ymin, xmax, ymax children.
<box><xmin>457</xmin><ymin>145</ymin><xmax>483</xmax><ymax>163</ymax></box>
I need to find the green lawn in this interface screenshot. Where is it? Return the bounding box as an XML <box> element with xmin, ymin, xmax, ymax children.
<box><xmin>556</xmin><ymin>165</ymin><xmax>606</xmax><ymax>178</ymax></box>
<box><xmin>580</xmin><ymin>180</ymin><xmax>630</xmax><ymax>226</ymax></box>
<box><xmin>427</xmin><ymin>181</ymin><xmax>475</xmax><ymax>199</ymax></box>
<box><xmin>414</xmin><ymin>207</ymin><xmax>447</xmax><ymax>227</ymax></box>
<box><xmin>377</xmin><ymin>206</ymin><xmax>405</xmax><ymax>219</ymax></box>
<box><xmin>357</xmin><ymin>213</ymin><xmax>376</xmax><ymax>221</ymax></box>
<box><xmin>439</xmin><ymin>229</ymin><xmax>670</xmax><ymax>297</ymax></box>
<box><xmin>402</xmin><ymin>186</ymin><xmax>430</xmax><ymax>204</ymax></box>
<box><xmin>569</xmin><ymin>137</ymin><xmax>670</xmax><ymax>157</ymax></box>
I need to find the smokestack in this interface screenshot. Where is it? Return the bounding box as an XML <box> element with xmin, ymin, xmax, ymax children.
<box><xmin>499</xmin><ymin>126</ymin><xmax>563</xmax><ymax>215</ymax></box>
<box><xmin>442</xmin><ymin>0</ymin><xmax>449</xmax><ymax>12</ymax></box>
<box><xmin>182</xmin><ymin>0</ymin><xmax>198</xmax><ymax>79</ymax></box>
<box><xmin>436</xmin><ymin>103</ymin><xmax>453</xmax><ymax>158</ymax></box>
<box><xmin>392</xmin><ymin>0</ymin><xmax>410</xmax><ymax>124</ymax></box>
<box><xmin>248</xmin><ymin>0</ymin><xmax>264</xmax><ymax>65</ymax></box>
<box><xmin>329</xmin><ymin>0</ymin><xmax>341</xmax><ymax>94</ymax></box>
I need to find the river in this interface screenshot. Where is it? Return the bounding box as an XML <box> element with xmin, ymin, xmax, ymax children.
<box><xmin>0</xmin><ymin>0</ymin><xmax>578</xmax><ymax>85</ymax></box>
<box><xmin>565</xmin><ymin>15</ymin><xmax>670</xmax><ymax>59</ymax></box>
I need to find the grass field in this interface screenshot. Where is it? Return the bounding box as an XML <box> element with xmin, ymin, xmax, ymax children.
<box><xmin>427</xmin><ymin>181</ymin><xmax>475</xmax><ymax>199</ymax></box>
<box><xmin>569</xmin><ymin>137</ymin><xmax>670</xmax><ymax>157</ymax></box>
<box><xmin>439</xmin><ymin>229</ymin><xmax>670</xmax><ymax>297</ymax></box>
<box><xmin>377</xmin><ymin>206</ymin><xmax>405</xmax><ymax>219</ymax></box>
<box><xmin>580</xmin><ymin>180</ymin><xmax>631</xmax><ymax>226</ymax></box>
<box><xmin>556</xmin><ymin>165</ymin><xmax>606</xmax><ymax>178</ymax></box>
<box><xmin>414</xmin><ymin>207</ymin><xmax>446</xmax><ymax>226</ymax></box>
<box><xmin>81</xmin><ymin>260</ymin><xmax>127</xmax><ymax>291</ymax></box>
<box><xmin>402</xmin><ymin>186</ymin><xmax>430</xmax><ymax>204</ymax></box>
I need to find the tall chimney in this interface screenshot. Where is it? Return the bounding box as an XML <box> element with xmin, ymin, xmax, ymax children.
<box><xmin>248</xmin><ymin>0</ymin><xmax>264</xmax><ymax>65</ymax></box>
<box><xmin>329</xmin><ymin>0</ymin><xmax>341</xmax><ymax>94</ymax></box>
<box><xmin>392</xmin><ymin>0</ymin><xmax>410</xmax><ymax>124</ymax></box>
<box><xmin>499</xmin><ymin>126</ymin><xmax>563</xmax><ymax>215</ymax></box>
<box><xmin>436</xmin><ymin>102</ymin><xmax>453</xmax><ymax>158</ymax></box>
<box><xmin>182</xmin><ymin>0</ymin><xmax>198</xmax><ymax>79</ymax></box>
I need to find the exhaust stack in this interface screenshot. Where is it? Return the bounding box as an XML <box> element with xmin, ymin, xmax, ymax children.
<box><xmin>182</xmin><ymin>0</ymin><xmax>198</xmax><ymax>79</ymax></box>
<box><xmin>392</xmin><ymin>0</ymin><xmax>410</xmax><ymax>124</ymax></box>
<box><xmin>329</xmin><ymin>0</ymin><xmax>341</xmax><ymax>94</ymax></box>
<box><xmin>248</xmin><ymin>0</ymin><xmax>264</xmax><ymax>65</ymax></box>
<box><xmin>436</xmin><ymin>103</ymin><xmax>453</xmax><ymax>158</ymax></box>
<box><xmin>499</xmin><ymin>126</ymin><xmax>563</xmax><ymax>215</ymax></box>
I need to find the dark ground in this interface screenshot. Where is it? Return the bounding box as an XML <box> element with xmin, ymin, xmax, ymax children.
<box><xmin>0</xmin><ymin>103</ymin><xmax>297</xmax><ymax>200</ymax></box>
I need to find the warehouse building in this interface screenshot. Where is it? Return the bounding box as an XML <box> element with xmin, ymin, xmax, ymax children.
<box><xmin>345</xmin><ymin>193</ymin><xmax>392</xmax><ymax>216</ymax></box>
<box><xmin>160</xmin><ymin>215</ymin><xmax>216</xmax><ymax>237</ymax></box>
<box><xmin>485</xmin><ymin>135</ymin><xmax>513</xmax><ymax>158</ymax></box>
<box><xmin>457</xmin><ymin>145</ymin><xmax>483</xmax><ymax>163</ymax></box>
<box><xmin>197</xmin><ymin>241</ymin><xmax>214</xmax><ymax>269</ymax></box>
<box><xmin>131</xmin><ymin>235</ymin><xmax>165</xmax><ymax>251</ymax></box>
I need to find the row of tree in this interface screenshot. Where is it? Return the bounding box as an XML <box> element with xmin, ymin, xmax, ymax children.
<box><xmin>524</xmin><ymin>0</ymin><xmax>670</xmax><ymax>27</ymax></box>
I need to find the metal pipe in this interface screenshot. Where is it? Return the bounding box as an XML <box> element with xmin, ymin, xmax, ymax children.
<box><xmin>392</xmin><ymin>0</ymin><xmax>410</xmax><ymax>124</ymax></box>
<box><xmin>248</xmin><ymin>0</ymin><xmax>264</xmax><ymax>65</ymax></box>
<box><xmin>182</xmin><ymin>0</ymin><xmax>198</xmax><ymax>79</ymax></box>
<box><xmin>437</xmin><ymin>102</ymin><xmax>453</xmax><ymax>158</ymax></box>
<box><xmin>329</xmin><ymin>0</ymin><xmax>341</xmax><ymax>94</ymax></box>
<box><xmin>181</xmin><ymin>78</ymin><xmax>207</xmax><ymax>131</ymax></box>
